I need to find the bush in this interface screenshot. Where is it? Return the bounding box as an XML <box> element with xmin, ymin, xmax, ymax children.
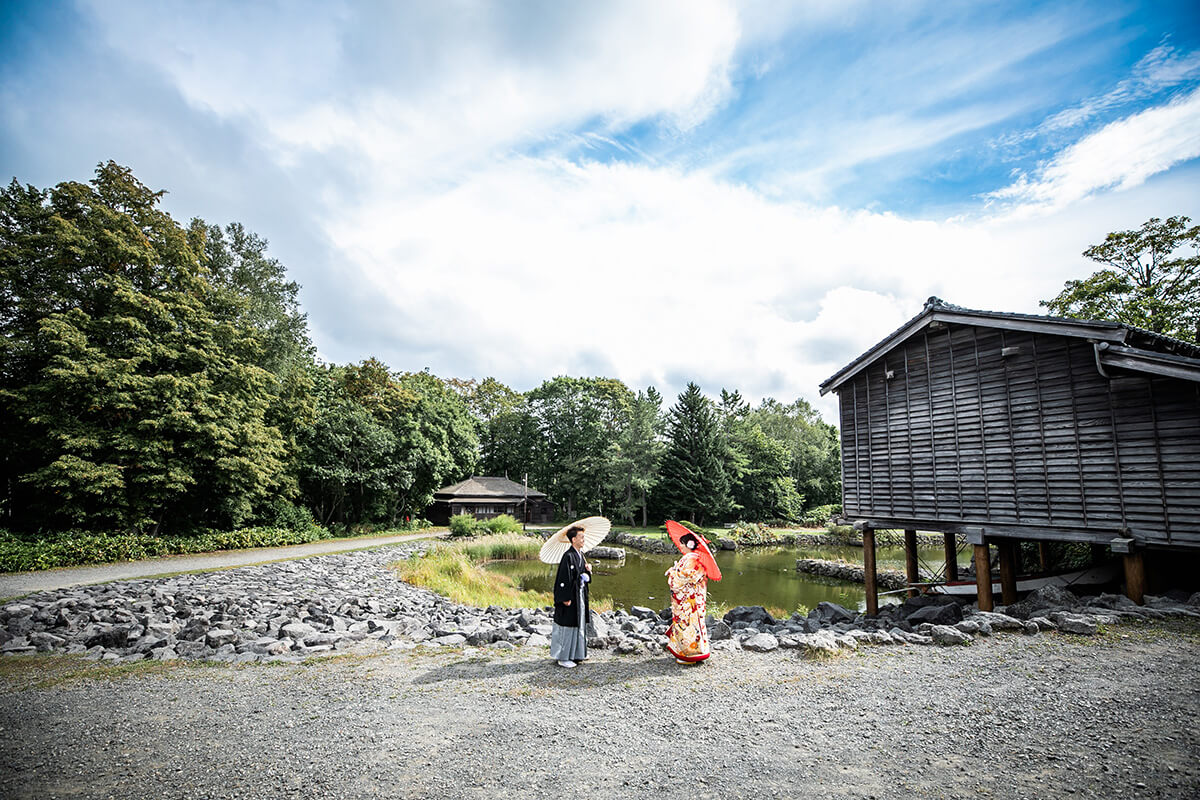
<box><xmin>727</xmin><ymin>521</ymin><xmax>780</xmax><ymax>545</ymax></box>
<box><xmin>448</xmin><ymin>514</ymin><xmax>480</xmax><ymax>538</ymax></box>
<box><xmin>259</xmin><ymin>499</ymin><xmax>319</xmax><ymax>532</ymax></box>
<box><xmin>0</xmin><ymin>524</ymin><xmax>334</xmax><ymax>573</ymax></box>
<box><xmin>483</xmin><ymin>514</ymin><xmax>522</xmax><ymax>535</ymax></box>
<box><xmin>800</xmin><ymin>504</ymin><xmax>842</xmax><ymax>527</ymax></box>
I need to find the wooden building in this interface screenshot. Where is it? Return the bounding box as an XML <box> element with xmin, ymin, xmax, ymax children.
<box><xmin>426</xmin><ymin>476</ymin><xmax>556</xmax><ymax>525</ymax></box>
<box><xmin>819</xmin><ymin>298</ymin><xmax>1200</xmax><ymax>611</ymax></box>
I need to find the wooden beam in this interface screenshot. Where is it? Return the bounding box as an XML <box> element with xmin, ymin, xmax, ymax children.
<box><xmin>904</xmin><ymin>529</ymin><xmax>920</xmax><ymax>598</ymax></box>
<box><xmin>1124</xmin><ymin>551</ymin><xmax>1146</xmax><ymax>605</ymax></box>
<box><xmin>1037</xmin><ymin>541</ymin><xmax>1050</xmax><ymax>572</ymax></box>
<box><xmin>973</xmin><ymin>543</ymin><xmax>994</xmax><ymax>612</ymax></box>
<box><xmin>997</xmin><ymin>539</ymin><xmax>1019</xmax><ymax>606</ymax></box>
<box><xmin>863</xmin><ymin>527</ymin><xmax>878</xmax><ymax>616</ymax></box>
<box><xmin>944</xmin><ymin>532</ymin><xmax>959</xmax><ymax>582</ymax></box>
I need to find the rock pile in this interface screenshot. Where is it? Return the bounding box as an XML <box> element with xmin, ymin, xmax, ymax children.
<box><xmin>2</xmin><ymin>543</ymin><xmax>1198</xmax><ymax>664</ymax></box>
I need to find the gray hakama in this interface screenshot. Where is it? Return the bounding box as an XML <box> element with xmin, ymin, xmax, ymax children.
<box><xmin>550</xmin><ymin>548</ymin><xmax>589</xmax><ymax>662</ymax></box>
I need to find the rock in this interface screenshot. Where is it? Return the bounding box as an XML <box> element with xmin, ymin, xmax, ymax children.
<box><xmin>175</xmin><ymin>640</ymin><xmax>210</xmax><ymax>659</ymax></box>
<box><xmin>708</xmin><ymin>621</ymin><xmax>731</xmax><ymax>641</ymax></box>
<box><xmin>954</xmin><ymin>620</ymin><xmax>980</xmax><ymax>635</ymax></box>
<box><xmin>615</xmin><ymin>639</ymin><xmax>640</xmax><ymax>654</ymax></box>
<box><xmin>742</xmin><ymin>633</ymin><xmax>779</xmax><ymax>652</ymax></box>
<box><xmin>28</xmin><ymin>631</ymin><xmax>66</xmax><ymax>652</ymax></box>
<box><xmin>588</xmin><ymin>615</ymin><xmax>610</xmax><ymax>640</ymax></box>
<box><xmin>724</xmin><ymin>606</ymin><xmax>776</xmax><ymax>627</ymax></box>
<box><xmin>795</xmin><ymin>631</ymin><xmax>840</xmax><ymax>656</ymax></box>
<box><xmin>205</xmin><ymin>629</ymin><xmax>237</xmax><ymax>648</ymax></box>
<box><xmin>930</xmin><ymin>625</ymin><xmax>971</xmax><ymax>646</ymax></box>
<box><xmin>970</xmin><ymin>611</ymin><xmax>1024</xmax><ymax>631</ymax></box>
<box><xmin>813</xmin><ymin>602</ymin><xmax>855</xmax><ymax>625</ymax></box>
<box><xmin>1188</xmin><ymin>592</ymin><xmax>1200</xmax><ymax>608</ymax></box>
<box><xmin>523</xmin><ymin>633</ymin><xmax>550</xmax><ymax>648</ymax></box>
<box><xmin>1048</xmin><ymin>612</ymin><xmax>1098</xmax><ymax>635</ymax></box>
<box><xmin>907</xmin><ymin>603</ymin><xmax>963</xmax><ymax>626</ymax></box>
<box><xmin>280</xmin><ymin>622</ymin><xmax>318</xmax><ymax>642</ymax></box>
<box><xmin>1021</xmin><ymin>621</ymin><xmax>1040</xmax><ymax>635</ymax></box>
<box><xmin>630</xmin><ymin>606</ymin><xmax>658</xmax><ymax>622</ymax></box>
<box><xmin>433</xmin><ymin>633</ymin><xmax>467</xmax><ymax>646</ymax></box>
<box><xmin>491</xmin><ymin>640</ymin><xmax>516</xmax><ymax>650</ymax></box>
<box><xmin>151</xmin><ymin>647</ymin><xmax>179</xmax><ymax>661</ymax></box>
<box><xmin>1006</xmin><ymin>585</ymin><xmax>1081</xmax><ymax>619</ymax></box>
<box><xmin>1029</xmin><ymin>616</ymin><xmax>1057</xmax><ymax>631</ymax></box>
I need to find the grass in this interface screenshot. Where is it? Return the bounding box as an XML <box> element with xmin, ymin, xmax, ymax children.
<box><xmin>391</xmin><ymin>535</ymin><xmax>553</xmax><ymax>609</ymax></box>
<box><xmin>391</xmin><ymin>534</ymin><xmax>615</xmax><ymax>612</ymax></box>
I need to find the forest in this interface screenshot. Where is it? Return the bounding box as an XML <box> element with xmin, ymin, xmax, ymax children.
<box><xmin>0</xmin><ymin>163</ymin><xmax>840</xmax><ymax>549</ymax></box>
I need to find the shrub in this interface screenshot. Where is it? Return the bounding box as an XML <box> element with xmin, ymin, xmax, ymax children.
<box><xmin>448</xmin><ymin>514</ymin><xmax>480</xmax><ymax>538</ymax></box>
<box><xmin>727</xmin><ymin>521</ymin><xmax>780</xmax><ymax>545</ymax></box>
<box><xmin>800</xmin><ymin>504</ymin><xmax>842</xmax><ymax>527</ymax></box>
<box><xmin>483</xmin><ymin>514</ymin><xmax>522</xmax><ymax>535</ymax></box>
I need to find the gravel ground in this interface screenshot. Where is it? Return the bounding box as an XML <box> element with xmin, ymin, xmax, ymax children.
<box><xmin>2</xmin><ymin>623</ymin><xmax>1198</xmax><ymax>799</ymax></box>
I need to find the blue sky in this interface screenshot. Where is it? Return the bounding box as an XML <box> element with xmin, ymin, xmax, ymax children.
<box><xmin>3</xmin><ymin>0</ymin><xmax>1199</xmax><ymax>417</ymax></box>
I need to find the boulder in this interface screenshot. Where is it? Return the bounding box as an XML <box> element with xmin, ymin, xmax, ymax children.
<box><xmin>523</xmin><ymin>633</ymin><xmax>550</xmax><ymax>648</ymax></box>
<box><xmin>970</xmin><ymin>611</ymin><xmax>1024</xmax><ymax>631</ymax></box>
<box><xmin>708</xmin><ymin>621</ymin><xmax>731</xmax><ymax>641</ymax></box>
<box><xmin>930</xmin><ymin>625</ymin><xmax>971</xmax><ymax>646</ymax></box>
<box><xmin>812</xmin><ymin>602</ymin><xmax>855</xmax><ymax>625</ymax></box>
<box><xmin>795</xmin><ymin>631</ymin><xmax>841</xmax><ymax>656</ymax></box>
<box><xmin>1048</xmin><ymin>612</ymin><xmax>1098</xmax><ymax>635</ymax></box>
<box><xmin>724</xmin><ymin>606</ymin><xmax>776</xmax><ymax>627</ymax></box>
<box><xmin>741</xmin><ymin>633</ymin><xmax>779</xmax><ymax>653</ymax></box>
<box><xmin>630</xmin><ymin>606</ymin><xmax>659</xmax><ymax>622</ymax></box>
<box><xmin>907</xmin><ymin>603</ymin><xmax>963</xmax><ymax>626</ymax></box>
<box><xmin>1006</xmin><ymin>585</ymin><xmax>1081</xmax><ymax>619</ymax></box>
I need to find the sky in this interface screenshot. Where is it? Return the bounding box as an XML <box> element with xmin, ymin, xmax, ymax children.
<box><xmin>2</xmin><ymin>0</ymin><xmax>1199</xmax><ymax>420</ymax></box>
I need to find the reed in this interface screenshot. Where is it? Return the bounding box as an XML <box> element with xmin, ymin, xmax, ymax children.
<box><xmin>392</xmin><ymin>545</ymin><xmax>551</xmax><ymax>609</ymax></box>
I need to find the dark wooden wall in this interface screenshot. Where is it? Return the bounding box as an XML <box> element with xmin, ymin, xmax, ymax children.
<box><xmin>836</xmin><ymin>324</ymin><xmax>1200</xmax><ymax>548</ymax></box>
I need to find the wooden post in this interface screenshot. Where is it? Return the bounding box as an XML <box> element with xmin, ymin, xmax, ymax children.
<box><xmin>904</xmin><ymin>529</ymin><xmax>920</xmax><ymax>598</ymax></box>
<box><xmin>1123</xmin><ymin>551</ymin><xmax>1146</xmax><ymax>605</ymax></box>
<box><xmin>943</xmin><ymin>532</ymin><xmax>959</xmax><ymax>582</ymax></box>
<box><xmin>1037</xmin><ymin>541</ymin><xmax>1050</xmax><ymax>572</ymax></box>
<box><xmin>973</xmin><ymin>542</ymin><xmax>994</xmax><ymax>612</ymax></box>
<box><xmin>997</xmin><ymin>539</ymin><xmax>1019</xmax><ymax>606</ymax></box>
<box><xmin>863</xmin><ymin>526</ymin><xmax>878</xmax><ymax>616</ymax></box>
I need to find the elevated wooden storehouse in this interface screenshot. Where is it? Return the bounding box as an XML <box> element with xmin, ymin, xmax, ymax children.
<box><xmin>426</xmin><ymin>476</ymin><xmax>555</xmax><ymax>525</ymax></box>
<box><xmin>820</xmin><ymin>298</ymin><xmax>1200</xmax><ymax>611</ymax></box>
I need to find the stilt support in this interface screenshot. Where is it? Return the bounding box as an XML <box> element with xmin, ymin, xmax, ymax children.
<box><xmin>943</xmin><ymin>532</ymin><xmax>959</xmax><ymax>582</ymax></box>
<box><xmin>1037</xmin><ymin>541</ymin><xmax>1050</xmax><ymax>572</ymax></box>
<box><xmin>862</xmin><ymin>526</ymin><xmax>878</xmax><ymax>616</ymax></box>
<box><xmin>904</xmin><ymin>529</ymin><xmax>919</xmax><ymax>598</ymax></box>
<box><xmin>1123</xmin><ymin>551</ymin><xmax>1146</xmax><ymax>606</ymax></box>
<box><xmin>973</xmin><ymin>542</ymin><xmax>994</xmax><ymax>612</ymax></box>
<box><xmin>996</xmin><ymin>539</ymin><xmax>1019</xmax><ymax>606</ymax></box>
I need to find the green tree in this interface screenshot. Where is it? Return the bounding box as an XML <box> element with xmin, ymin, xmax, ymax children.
<box><xmin>605</xmin><ymin>386</ymin><xmax>666</xmax><ymax>527</ymax></box>
<box><xmin>0</xmin><ymin>163</ymin><xmax>290</xmax><ymax>533</ymax></box>
<box><xmin>658</xmin><ymin>383</ymin><xmax>731</xmax><ymax>525</ymax></box>
<box><xmin>1042</xmin><ymin>215</ymin><xmax>1200</xmax><ymax>342</ymax></box>
<box><xmin>748</xmin><ymin>397</ymin><xmax>841</xmax><ymax>509</ymax></box>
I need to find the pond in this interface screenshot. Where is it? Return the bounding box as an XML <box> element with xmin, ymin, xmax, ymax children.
<box><xmin>486</xmin><ymin>541</ymin><xmax>971</xmax><ymax>615</ymax></box>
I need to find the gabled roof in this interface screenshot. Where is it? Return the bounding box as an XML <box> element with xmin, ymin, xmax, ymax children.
<box><xmin>433</xmin><ymin>476</ymin><xmax>547</xmax><ymax>500</ymax></box>
<box><xmin>819</xmin><ymin>297</ymin><xmax>1200</xmax><ymax>395</ymax></box>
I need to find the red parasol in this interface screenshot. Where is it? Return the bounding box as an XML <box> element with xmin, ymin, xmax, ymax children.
<box><xmin>665</xmin><ymin>520</ymin><xmax>722</xmax><ymax>581</ymax></box>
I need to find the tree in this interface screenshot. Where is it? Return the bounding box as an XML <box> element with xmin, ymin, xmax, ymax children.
<box><xmin>749</xmin><ymin>397</ymin><xmax>841</xmax><ymax>509</ymax></box>
<box><xmin>0</xmin><ymin>163</ymin><xmax>291</xmax><ymax>533</ymax></box>
<box><xmin>1042</xmin><ymin>215</ymin><xmax>1200</xmax><ymax>342</ymax></box>
<box><xmin>658</xmin><ymin>383</ymin><xmax>731</xmax><ymax>525</ymax></box>
<box><xmin>605</xmin><ymin>387</ymin><xmax>666</xmax><ymax>527</ymax></box>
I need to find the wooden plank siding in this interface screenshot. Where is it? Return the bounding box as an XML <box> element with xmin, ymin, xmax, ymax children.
<box><xmin>835</xmin><ymin>323</ymin><xmax>1200</xmax><ymax>548</ymax></box>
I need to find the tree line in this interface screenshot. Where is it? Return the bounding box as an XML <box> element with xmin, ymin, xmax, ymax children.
<box><xmin>0</xmin><ymin>163</ymin><xmax>840</xmax><ymax>538</ymax></box>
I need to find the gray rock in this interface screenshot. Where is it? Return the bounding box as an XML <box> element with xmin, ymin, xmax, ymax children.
<box><xmin>795</xmin><ymin>631</ymin><xmax>841</xmax><ymax>656</ymax></box>
<box><xmin>280</xmin><ymin>622</ymin><xmax>318</xmax><ymax>641</ymax></box>
<box><xmin>813</xmin><ymin>601</ymin><xmax>855</xmax><ymax>625</ymax></box>
<box><xmin>1022</xmin><ymin>621</ymin><xmax>1040</xmax><ymax>635</ymax></box>
<box><xmin>1005</xmin><ymin>584</ymin><xmax>1082</xmax><ymax>619</ymax></box>
<box><xmin>970</xmin><ymin>611</ymin><xmax>1024</xmax><ymax>631</ymax></box>
<box><xmin>615</xmin><ymin>639</ymin><xmax>640</xmax><ymax>654</ymax></box>
<box><xmin>708</xmin><ymin>620</ymin><xmax>731</xmax><ymax>641</ymax></box>
<box><xmin>1029</xmin><ymin>616</ymin><xmax>1057</xmax><ymax>630</ymax></box>
<box><xmin>523</xmin><ymin>633</ymin><xmax>550</xmax><ymax>648</ymax></box>
<box><xmin>742</xmin><ymin>633</ymin><xmax>779</xmax><ymax>652</ymax></box>
<box><xmin>491</xmin><ymin>640</ymin><xmax>516</xmax><ymax>650</ymax></box>
<box><xmin>28</xmin><ymin>631</ymin><xmax>66</xmax><ymax>651</ymax></box>
<box><xmin>907</xmin><ymin>603</ymin><xmax>963</xmax><ymax>626</ymax></box>
<box><xmin>1049</xmin><ymin>612</ymin><xmax>1098</xmax><ymax>635</ymax></box>
<box><xmin>205</xmin><ymin>629</ymin><xmax>237</xmax><ymax>648</ymax></box>
<box><xmin>433</xmin><ymin>633</ymin><xmax>467</xmax><ymax>646</ymax></box>
<box><xmin>630</xmin><ymin>606</ymin><xmax>658</xmax><ymax>621</ymax></box>
<box><xmin>954</xmin><ymin>620</ymin><xmax>980</xmax><ymax>635</ymax></box>
<box><xmin>930</xmin><ymin>625</ymin><xmax>972</xmax><ymax>646</ymax></box>
<box><xmin>725</xmin><ymin>606</ymin><xmax>776</xmax><ymax>627</ymax></box>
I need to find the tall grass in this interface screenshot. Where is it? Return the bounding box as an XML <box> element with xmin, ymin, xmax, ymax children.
<box><xmin>461</xmin><ymin>534</ymin><xmax>542</xmax><ymax>562</ymax></box>
<box><xmin>392</xmin><ymin>545</ymin><xmax>551</xmax><ymax>609</ymax></box>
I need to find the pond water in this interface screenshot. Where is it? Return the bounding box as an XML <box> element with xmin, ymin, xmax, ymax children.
<box><xmin>486</xmin><ymin>541</ymin><xmax>971</xmax><ymax>615</ymax></box>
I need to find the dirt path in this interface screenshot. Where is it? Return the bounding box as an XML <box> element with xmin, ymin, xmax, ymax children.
<box><xmin>2</xmin><ymin>623</ymin><xmax>1197</xmax><ymax>799</ymax></box>
<box><xmin>0</xmin><ymin>531</ymin><xmax>444</xmax><ymax>599</ymax></box>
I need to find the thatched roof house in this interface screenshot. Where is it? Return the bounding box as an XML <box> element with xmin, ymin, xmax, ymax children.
<box><xmin>426</xmin><ymin>476</ymin><xmax>555</xmax><ymax>525</ymax></box>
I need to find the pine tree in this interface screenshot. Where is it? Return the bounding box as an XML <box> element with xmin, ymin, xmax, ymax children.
<box><xmin>658</xmin><ymin>383</ymin><xmax>730</xmax><ymax>525</ymax></box>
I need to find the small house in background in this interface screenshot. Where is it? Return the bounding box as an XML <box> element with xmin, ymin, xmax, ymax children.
<box><xmin>426</xmin><ymin>476</ymin><xmax>556</xmax><ymax>525</ymax></box>
<box><xmin>820</xmin><ymin>297</ymin><xmax>1200</xmax><ymax>612</ymax></box>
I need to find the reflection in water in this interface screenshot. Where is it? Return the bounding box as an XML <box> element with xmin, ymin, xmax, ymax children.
<box><xmin>486</xmin><ymin>543</ymin><xmax>968</xmax><ymax>615</ymax></box>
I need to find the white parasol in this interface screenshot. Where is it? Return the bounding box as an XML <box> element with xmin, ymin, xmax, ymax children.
<box><xmin>538</xmin><ymin>516</ymin><xmax>611</xmax><ymax>564</ymax></box>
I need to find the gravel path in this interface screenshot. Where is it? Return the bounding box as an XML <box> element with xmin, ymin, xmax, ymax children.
<box><xmin>0</xmin><ymin>532</ymin><xmax>444</xmax><ymax>599</ymax></box>
<box><xmin>2</xmin><ymin>624</ymin><xmax>1197</xmax><ymax>799</ymax></box>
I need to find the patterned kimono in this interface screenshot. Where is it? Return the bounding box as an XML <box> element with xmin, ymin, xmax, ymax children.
<box><xmin>665</xmin><ymin>551</ymin><xmax>710</xmax><ymax>662</ymax></box>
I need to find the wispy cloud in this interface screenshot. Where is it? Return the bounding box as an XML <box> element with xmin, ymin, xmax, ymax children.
<box><xmin>988</xmin><ymin>87</ymin><xmax>1200</xmax><ymax>214</ymax></box>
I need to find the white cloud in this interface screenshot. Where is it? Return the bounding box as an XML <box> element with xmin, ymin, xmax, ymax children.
<box><xmin>989</xmin><ymin>88</ymin><xmax>1200</xmax><ymax>215</ymax></box>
